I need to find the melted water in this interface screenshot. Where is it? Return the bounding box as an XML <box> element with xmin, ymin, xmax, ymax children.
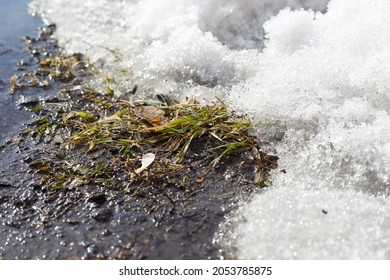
<box><xmin>0</xmin><ymin>0</ymin><xmax>41</xmax><ymax>141</ymax></box>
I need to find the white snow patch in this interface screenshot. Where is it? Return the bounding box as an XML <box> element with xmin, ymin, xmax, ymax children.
<box><xmin>219</xmin><ymin>0</ymin><xmax>390</xmax><ymax>259</ymax></box>
<box><xmin>29</xmin><ymin>0</ymin><xmax>328</xmax><ymax>97</ymax></box>
<box><xmin>218</xmin><ymin>187</ymin><xmax>390</xmax><ymax>259</ymax></box>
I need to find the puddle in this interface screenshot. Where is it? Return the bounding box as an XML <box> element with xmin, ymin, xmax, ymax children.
<box><xmin>0</xmin><ymin>0</ymin><xmax>42</xmax><ymax>142</ymax></box>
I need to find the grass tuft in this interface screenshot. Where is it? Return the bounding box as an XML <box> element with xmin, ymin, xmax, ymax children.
<box><xmin>18</xmin><ymin>51</ymin><xmax>278</xmax><ymax>192</ymax></box>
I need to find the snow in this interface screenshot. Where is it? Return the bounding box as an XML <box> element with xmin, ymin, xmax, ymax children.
<box><xmin>29</xmin><ymin>0</ymin><xmax>328</xmax><ymax>97</ymax></box>
<box><xmin>217</xmin><ymin>187</ymin><xmax>390</xmax><ymax>259</ymax></box>
<box><xmin>30</xmin><ymin>0</ymin><xmax>390</xmax><ymax>259</ymax></box>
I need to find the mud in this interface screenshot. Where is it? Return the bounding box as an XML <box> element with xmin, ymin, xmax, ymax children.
<box><xmin>1</xmin><ymin>137</ymin><xmax>260</xmax><ymax>259</ymax></box>
<box><xmin>1</xmin><ymin>127</ymin><xmax>262</xmax><ymax>260</ymax></box>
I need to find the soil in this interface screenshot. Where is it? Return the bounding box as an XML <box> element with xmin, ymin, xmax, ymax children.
<box><xmin>0</xmin><ymin>137</ymin><xmax>260</xmax><ymax>259</ymax></box>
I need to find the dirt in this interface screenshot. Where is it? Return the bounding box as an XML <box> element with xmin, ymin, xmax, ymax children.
<box><xmin>0</xmin><ymin>24</ymin><xmax>277</xmax><ymax>260</ymax></box>
<box><xmin>0</xmin><ymin>139</ymin><xmax>260</xmax><ymax>260</ymax></box>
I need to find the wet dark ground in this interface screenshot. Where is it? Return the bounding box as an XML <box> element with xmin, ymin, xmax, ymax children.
<box><xmin>1</xmin><ymin>139</ymin><xmax>259</xmax><ymax>259</ymax></box>
<box><xmin>0</xmin><ymin>0</ymin><xmax>43</xmax><ymax>142</ymax></box>
<box><xmin>0</xmin><ymin>2</ymin><xmax>275</xmax><ymax>260</ymax></box>
<box><xmin>1</xmin><ymin>140</ymin><xmax>259</xmax><ymax>259</ymax></box>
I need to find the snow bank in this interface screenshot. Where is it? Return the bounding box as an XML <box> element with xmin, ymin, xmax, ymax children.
<box><xmin>217</xmin><ymin>187</ymin><xmax>390</xmax><ymax>259</ymax></box>
<box><xmin>30</xmin><ymin>0</ymin><xmax>390</xmax><ymax>259</ymax></box>
<box><xmin>219</xmin><ymin>0</ymin><xmax>390</xmax><ymax>259</ymax></box>
<box><xmin>29</xmin><ymin>0</ymin><xmax>328</xmax><ymax>98</ymax></box>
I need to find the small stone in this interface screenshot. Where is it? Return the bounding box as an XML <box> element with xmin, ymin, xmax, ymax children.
<box><xmin>21</xmin><ymin>189</ymin><xmax>38</xmax><ymax>205</ymax></box>
<box><xmin>92</xmin><ymin>208</ymin><xmax>113</xmax><ymax>223</ymax></box>
<box><xmin>87</xmin><ymin>194</ymin><xmax>107</xmax><ymax>205</ymax></box>
<box><xmin>65</xmin><ymin>218</ymin><xmax>79</xmax><ymax>225</ymax></box>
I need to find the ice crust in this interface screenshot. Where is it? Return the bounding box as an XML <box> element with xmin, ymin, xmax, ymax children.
<box><xmin>30</xmin><ymin>0</ymin><xmax>390</xmax><ymax>259</ymax></box>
